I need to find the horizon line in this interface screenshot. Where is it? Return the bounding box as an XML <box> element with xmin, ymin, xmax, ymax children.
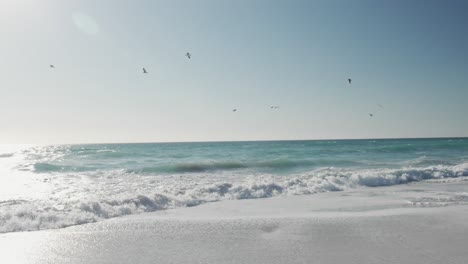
<box><xmin>6</xmin><ymin>136</ymin><xmax>467</xmax><ymax>146</ymax></box>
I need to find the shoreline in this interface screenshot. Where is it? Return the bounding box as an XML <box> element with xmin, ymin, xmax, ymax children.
<box><xmin>1</xmin><ymin>180</ymin><xmax>468</xmax><ymax>264</ymax></box>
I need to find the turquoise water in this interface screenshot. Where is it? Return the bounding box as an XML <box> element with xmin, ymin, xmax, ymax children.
<box><xmin>27</xmin><ymin>138</ymin><xmax>468</xmax><ymax>174</ymax></box>
<box><xmin>0</xmin><ymin>138</ymin><xmax>467</xmax><ymax>232</ymax></box>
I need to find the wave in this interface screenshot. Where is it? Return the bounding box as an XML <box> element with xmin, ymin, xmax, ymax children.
<box><xmin>31</xmin><ymin>160</ymin><xmax>311</xmax><ymax>173</ymax></box>
<box><xmin>32</xmin><ymin>159</ymin><xmax>366</xmax><ymax>174</ymax></box>
<box><xmin>136</xmin><ymin>161</ymin><xmax>249</xmax><ymax>173</ymax></box>
<box><xmin>1</xmin><ymin>162</ymin><xmax>467</xmax><ymax>233</ymax></box>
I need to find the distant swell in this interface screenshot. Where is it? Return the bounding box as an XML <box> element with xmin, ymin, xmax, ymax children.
<box><xmin>32</xmin><ymin>160</ymin><xmax>320</xmax><ymax>174</ymax></box>
<box><xmin>138</xmin><ymin>161</ymin><xmax>249</xmax><ymax>173</ymax></box>
<box><xmin>137</xmin><ymin>160</ymin><xmax>309</xmax><ymax>173</ymax></box>
<box><xmin>1</xmin><ymin>163</ymin><xmax>467</xmax><ymax>233</ymax></box>
<box><xmin>32</xmin><ymin>159</ymin><xmax>366</xmax><ymax>174</ymax></box>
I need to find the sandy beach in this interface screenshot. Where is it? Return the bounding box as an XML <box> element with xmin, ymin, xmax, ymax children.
<box><xmin>1</xmin><ymin>178</ymin><xmax>467</xmax><ymax>264</ymax></box>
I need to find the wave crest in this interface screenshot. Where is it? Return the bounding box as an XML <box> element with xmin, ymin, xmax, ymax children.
<box><xmin>1</xmin><ymin>163</ymin><xmax>467</xmax><ymax>233</ymax></box>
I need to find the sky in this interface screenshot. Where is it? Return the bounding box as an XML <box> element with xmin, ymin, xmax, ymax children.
<box><xmin>0</xmin><ymin>0</ymin><xmax>467</xmax><ymax>144</ymax></box>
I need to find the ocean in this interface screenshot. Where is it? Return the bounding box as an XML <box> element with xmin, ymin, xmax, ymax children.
<box><xmin>0</xmin><ymin>138</ymin><xmax>467</xmax><ymax>233</ymax></box>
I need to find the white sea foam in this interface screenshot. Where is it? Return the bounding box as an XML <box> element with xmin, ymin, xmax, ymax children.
<box><xmin>1</xmin><ymin>162</ymin><xmax>467</xmax><ymax>233</ymax></box>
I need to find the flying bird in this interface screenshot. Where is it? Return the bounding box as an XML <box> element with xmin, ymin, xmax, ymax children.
<box><xmin>50</xmin><ymin>65</ymin><xmax>55</xmax><ymax>68</ymax></box>
<box><xmin>186</xmin><ymin>52</ymin><xmax>191</xmax><ymax>59</ymax></box>
<box><xmin>348</xmin><ymin>78</ymin><xmax>352</xmax><ymax>84</ymax></box>
<box><xmin>369</xmin><ymin>113</ymin><xmax>374</xmax><ymax>117</ymax></box>
<box><xmin>270</xmin><ymin>106</ymin><xmax>280</xmax><ymax>109</ymax></box>
<box><xmin>232</xmin><ymin>109</ymin><xmax>237</xmax><ymax>112</ymax></box>
<box><xmin>142</xmin><ymin>68</ymin><xmax>148</xmax><ymax>74</ymax></box>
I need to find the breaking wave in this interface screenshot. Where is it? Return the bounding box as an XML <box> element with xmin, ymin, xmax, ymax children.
<box><xmin>1</xmin><ymin>162</ymin><xmax>467</xmax><ymax>233</ymax></box>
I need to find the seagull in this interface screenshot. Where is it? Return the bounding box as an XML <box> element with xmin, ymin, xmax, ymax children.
<box><xmin>348</xmin><ymin>78</ymin><xmax>352</xmax><ymax>84</ymax></box>
<box><xmin>50</xmin><ymin>65</ymin><xmax>55</xmax><ymax>68</ymax></box>
<box><xmin>270</xmin><ymin>106</ymin><xmax>280</xmax><ymax>109</ymax></box>
<box><xmin>186</xmin><ymin>52</ymin><xmax>191</xmax><ymax>59</ymax></box>
<box><xmin>142</xmin><ymin>68</ymin><xmax>148</xmax><ymax>74</ymax></box>
<box><xmin>232</xmin><ymin>109</ymin><xmax>237</xmax><ymax>112</ymax></box>
<box><xmin>369</xmin><ymin>113</ymin><xmax>374</xmax><ymax>117</ymax></box>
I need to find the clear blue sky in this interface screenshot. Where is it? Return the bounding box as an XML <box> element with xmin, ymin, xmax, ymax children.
<box><xmin>0</xmin><ymin>0</ymin><xmax>467</xmax><ymax>144</ymax></box>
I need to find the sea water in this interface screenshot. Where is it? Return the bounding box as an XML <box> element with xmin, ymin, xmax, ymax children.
<box><xmin>0</xmin><ymin>138</ymin><xmax>467</xmax><ymax>232</ymax></box>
